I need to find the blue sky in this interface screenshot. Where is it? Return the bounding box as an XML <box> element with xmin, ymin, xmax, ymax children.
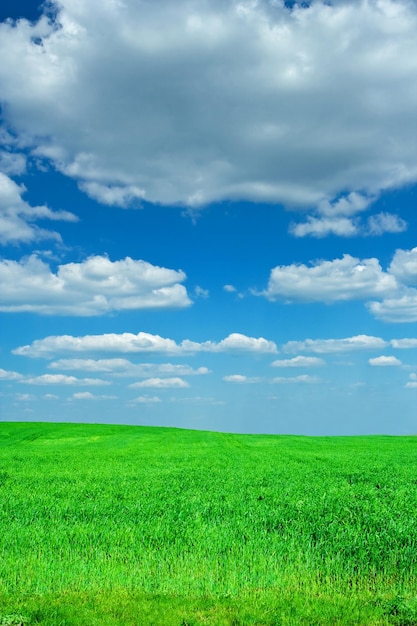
<box><xmin>0</xmin><ymin>0</ymin><xmax>416</xmax><ymax>435</ymax></box>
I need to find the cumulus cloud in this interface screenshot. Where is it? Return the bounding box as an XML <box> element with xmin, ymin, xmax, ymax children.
<box><xmin>0</xmin><ymin>172</ymin><xmax>78</xmax><ymax>245</ymax></box>
<box><xmin>0</xmin><ymin>368</ymin><xmax>23</xmax><ymax>380</ymax></box>
<box><xmin>271</xmin><ymin>356</ymin><xmax>325</xmax><ymax>367</ymax></box>
<box><xmin>405</xmin><ymin>373</ymin><xmax>417</xmax><ymax>389</ymax></box>
<box><xmin>131</xmin><ymin>395</ymin><xmax>162</xmax><ymax>404</ymax></box>
<box><xmin>260</xmin><ymin>247</ymin><xmax>417</xmax><ymax>321</ymax></box>
<box><xmin>0</xmin><ymin>0</ymin><xmax>416</xmax><ymax>209</ymax></box>
<box><xmin>14</xmin><ymin>331</ymin><xmax>277</xmax><ymax>357</ymax></box>
<box><xmin>366</xmin><ymin>212</ymin><xmax>407</xmax><ymax>236</ymax></box>
<box><xmin>48</xmin><ymin>358</ymin><xmax>210</xmax><ymax>377</ymax></box>
<box><xmin>272</xmin><ymin>375</ymin><xmax>321</xmax><ymax>384</ymax></box>
<box><xmin>129</xmin><ymin>378</ymin><xmax>189</xmax><ymax>389</ymax></box>
<box><xmin>283</xmin><ymin>335</ymin><xmax>388</xmax><ymax>354</ymax></box>
<box><xmin>391</xmin><ymin>338</ymin><xmax>417</xmax><ymax>349</ymax></box>
<box><xmin>290</xmin><ymin>216</ymin><xmax>359</xmax><ymax>238</ymax></box>
<box><xmin>290</xmin><ymin>191</ymin><xmax>407</xmax><ymax>238</ymax></box>
<box><xmin>222</xmin><ymin>374</ymin><xmax>260</xmax><ymax>383</ymax></box>
<box><xmin>389</xmin><ymin>248</ymin><xmax>417</xmax><ymax>287</ymax></box>
<box><xmin>23</xmin><ymin>374</ymin><xmax>109</xmax><ymax>385</ymax></box>
<box><xmin>262</xmin><ymin>254</ymin><xmax>396</xmax><ymax>302</ymax></box>
<box><xmin>71</xmin><ymin>391</ymin><xmax>117</xmax><ymax>400</ymax></box>
<box><xmin>368</xmin><ymin>356</ymin><xmax>402</xmax><ymax>366</ymax></box>
<box><xmin>367</xmin><ymin>291</ymin><xmax>417</xmax><ymax>323</ymax></box>
<box><xmin>0</xmin><ymin>254</ymin><xmax>191</xmax><ymax>315</ymax></box>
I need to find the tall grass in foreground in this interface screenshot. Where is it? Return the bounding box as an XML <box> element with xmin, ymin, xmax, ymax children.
<box><xmin>0</xmin><ymin>422</ymin><xmax>416</xmax><ymax>625</ymax></box>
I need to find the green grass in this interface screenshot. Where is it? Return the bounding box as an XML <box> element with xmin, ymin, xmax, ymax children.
<box><xmin>0</xmin><ymin>422</ymin><xmax>417</xmax><ymax>625</ymax></box>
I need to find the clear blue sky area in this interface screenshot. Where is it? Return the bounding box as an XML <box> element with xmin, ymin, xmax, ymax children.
<box><xmin>0</xmin><ymin>0</ymin><xmax>416</xmax><ymax>435</ymax></box>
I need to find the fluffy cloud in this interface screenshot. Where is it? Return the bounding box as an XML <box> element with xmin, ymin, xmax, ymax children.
<box><xmin>0</xmin><ymin>368</ymin><xmax>23</xmax><ymax>380</ymax></box>
<box><xmin>390</xmin><ymin>339</ymin><xmax>417</xmax><ymax>349</ymax></box>
<box><xmin>0</xmin><ymin>0</ymin><xmax>416</xmax><ymax>209</ymax></box>
<box><xmin>388</xmin><ymin>248</ymin><xmax>417</xmax><ymax>287</ymax></box>
<box><xmin>131</xmin><ymin>396</ymin><xmax>162</xmax><ymax>404</ymax></box>
<box><xmin>283</xmin><ymin>335</ymin><xmax>388</xmax><ymax>354</ymax></box>
<box><xmin>14</xmin><ymin>332</ymin><xmax>277</xmax><ymax>357</ymax></box>
<box><xmin>23</xmin><ymin>374</ymin><xmax>109</xmax><ymax>385</ymax></box>
<box><xmin>48</xmin><ymin>358</ymin><xmax>210</xmax><ymax>377</ymax></box>
<box><xmin>405</xmin><ymin>373</ymin><xmax>417</xmax><ymax>389</ymax></box>
<box><xmin>262</xmin><ymin>255</ymin><xmax>396</xmax><ymax>302</ymax></box>
<box><xmin>367</xmin><ymin>291</ymin><xmax>417</xmax><ymax>323</ymax></box>
<box><xmin>129</xmin><ymin>378</ymin><xmax>189</xmax><ymax>389</ymax></box>
<box><xmin>368</xmin><ymin>356</ymin><xmax>402</xmax><ymax>366</ymax></box>
<box><xmin>0</xmin><ymin>254</ymin><xmax>191</xmax><ymax>315</ymax></box>
<box><xmin>0</xmin><ymin>172</ymin><xmax>78</xmax><ymax>245</ymax></box>
<box><xmin>71</xmin><ymin>391</ymin><xmax>117</xmax><ymax>400</ymax></box>
<box><xmin>222</xmin><ymin>374</ymin><xmax>260</xmax><ymax>383</ymax></box>
<box><xmin>290</xmin><ymin>189</ymin><xmax>408</xmax><ymax>238</ymax></box>
<box><xmin>271</xmin><ymin>356</ymin><xmax>325</xmax><ymax>368</ymax></box>
<box><xmin>366</xmin><ymin>213</ymin><xmax>407</xmax><ymax>236</ymax></box>
<box><xmin>261</xmin><ymin>248</ymin><xmax>417</xmax><ymax>321</ymax></box>
<box><xmin>272</xmin><ymin>375</ymin><xmax>321</xmax><ymax>384</ymax></box>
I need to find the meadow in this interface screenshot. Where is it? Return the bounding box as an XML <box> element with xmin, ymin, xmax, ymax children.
<box><xmin>0</xmin><ymin>422</ymin><xmax>416</xmax><ymax>625</ymax></box>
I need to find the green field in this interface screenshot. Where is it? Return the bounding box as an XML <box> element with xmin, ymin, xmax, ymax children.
<box><xmin>0</xmin><ymin>422</ymin><xmax>416</xmax><ymax>625</ymax></box>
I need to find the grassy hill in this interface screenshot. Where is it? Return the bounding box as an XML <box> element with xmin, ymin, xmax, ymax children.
<box><xmin>0</xmin><ymin>422</ymin><xmax>416</xmax><ymax>625</ymax></box>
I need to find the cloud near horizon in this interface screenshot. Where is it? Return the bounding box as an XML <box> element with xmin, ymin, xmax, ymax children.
<box><xmin>0</xmin><ymin>0</ymin><xmax>416</xmax><ymax>215</ymax></box>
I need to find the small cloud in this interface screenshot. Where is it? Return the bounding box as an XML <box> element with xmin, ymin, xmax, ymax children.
<box><xmin>194</xmin><ymin>286</ymin><xmax>209</xmax><ymax>299</ymax></box>
<box><xmin>15</xmin><ymin>393</ymin><xmax>35</xmax><ymax>401</ymax></box>
<box><xmin>368</xmin><ymin>356</ymin><xmax>402</xmax><ymax>366</ymax></box>
<box><xmin>131</xmin><ymin>395</ymin><xmax>162</xmax><ymax>404</ymax></box>
<box><xmin>272</xmin><ymin>375</ymin><xmax>321</xmax><ymax>384</ymax></box>
<box><xmin>223</xmin><ymin>284</ymin><xmax>237</xmax><ymax>293</ymax></box>
<box><xmin>222</xmin><ymin>374</ymin><xmax>260</xmax><ymax>383</ymax></box>
<box><xmin>24</xmin><ymin>374</ymin><xmax>110</xmax><ymax>386</ymax></box>
<box><xmin>0</xmin><ymin>368</ymin><xmax>23</xmax><ymax>380</ymax></box>
<box><xmin>391</xmin><ymin>338</ymin><xmax>417</xmax><ymax>349</ymax></box>
<box><xmin>129</xmin><ymin>377</ymin><xmax>190</xmax><ymax>389</ymax></box>
<box><xmin>405</xmin><ymin>373</ymin><xmax>417</xmax><ymax>389</ymax></box>
<box><xmin>271</xmin><ymin>356</ymin><xmax>325</xmax><ymax>368</ymax></box>
<box><xmin>366</xmin><ymin>212</ymin><xmax>407</xmax><ymax>236</ymax></box>
<box><xmin>71</xmin><ymin>391</ymin><xmax>117</xmax><ymax>400</ymax></box>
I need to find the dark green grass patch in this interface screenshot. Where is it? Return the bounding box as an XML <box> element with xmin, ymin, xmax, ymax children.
<box><xmin>0</xmin><ymin>423</ymin><xmax>416</xmax><ymax>624</ymax></box>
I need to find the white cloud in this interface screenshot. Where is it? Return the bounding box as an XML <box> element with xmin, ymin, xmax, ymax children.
<box><xmin>0</xmin><ymin>172</ymin><xmax>78</xmax><ymax>245</ymax></box>
<box><xmin>71</xmin><ymin>391</ymin><xmax>117</xmax><ymax>400</ymax></box>
<box><xmin>272</xmin><ymin>375</ymin><xmax>321</xmax><ymax>384</ymax></box>
<box><xmin>222</xmin><ymin>374</ymin><xmax>260</xmax><ymax>383</ymax></box>
<box><xmin>0</xmin><ymin>254</ymin><xmax>191</xmax><ymax>315</ymax></box>
<box><xmin>23</xmin><ymin>374</ymin><xmax>109</xmax><ymax>386</ymax></box>
<box><xmin>389</xmin><ymin>247</ymin><xmax>417</xmax><ymax>287</ymax></box>
<box><xmin>368</xmin><ymin>356</ymin><xmax>402</xmax><ymax>366</ymax></box>
<box><xmin>291</xmin><ymin>212</ymin><xmax>408</xmax><ymax>239</ymax></box>
<box><xmin>0</xmin><ymin>1</ymin><xmax>416</xmax><ymax>209</ymax></box>
<box><xmin>48</xmin><ymin>358</ymin><xmax>210</xmax><ymax>377</ymax></box>
<box><xmin>283</xmin><ymin>335</ymin><xmax>388</xmax><ymax>354</ymax></box>
<box><xmin>0</xmin><ymin>151</ymin><xmax>26</xmax><ymax>176</ymax></box>
<box><xmin>0</xmin><ymin>368</ymin><xmax>23</xmax><ymax>380</ymax></box>
<box><xmin>290</xmin><ymin>216</ymin><xmax>359</xmax><ymax>238</ymax></box>
<box><xmin>15</xmin><ymin>393</ymin><xmax>35</xmax><ymax>401</ymax></box>
<box><xmin>367</xmin><ymin>291</ymin><xmax>417</xmax><ymax>323</ymax></box>
<box><xmin>405</xmin><ymin>373</ymin><xmax>417</xmax><ymax>389</ymax></box>
<box><xmin>391</xmin><ymin>338</ymin><xmax>417</xmax><ymax>349</ymax></box>
<box><xmin>366</xmin><ymin>212</ymin><xmax>407</xmax><ymax>236</ymax></box>
<box><xmin>14</xmin><ymin>331</ymin><xmax>277</xmax><ymax>357</ymax></box>
<box><xmin>223</xmin><ymin>284</ymin><xmax>237</xmax><ymax>293</ymax></box>
<box><xmin>271</xmin><ymin>356</ymin><xmax>325</xmax><ymax>367</ymax></box>
<box><xmin>78</xmin><ymin>182</ymin><xmax>145</xmax><ymax>207</ymax></box>
<box><xmin>129</xmin><ymin>377</ymin><xmax>189</xmax><ymax>389</ymax></box>
<box><xmin>131</xmin><ymin>395</ymin><xmax>162</xmax><ymax>404</ymax></box>
<box><xmin>194</xmin><ymin>286</ymin><xmax>209</xmax><ymax>299</ymax></box>
<box><xmin>262</xmin><ymin>255</ymin><xmax>397</xmax><ymax>302</ymax></box>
